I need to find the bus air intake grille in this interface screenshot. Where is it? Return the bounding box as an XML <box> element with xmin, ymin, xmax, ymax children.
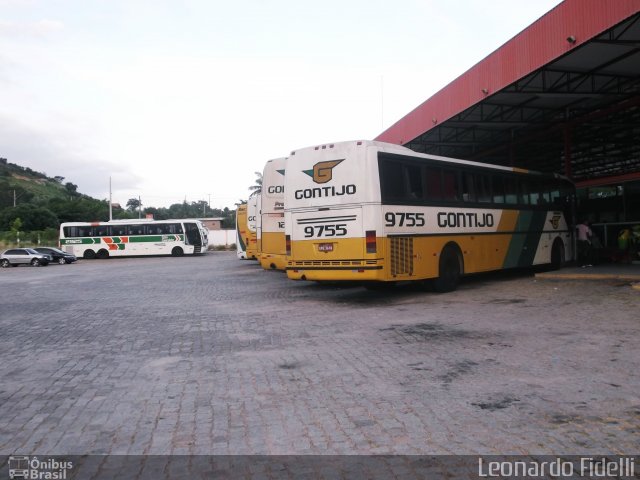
<box><xmin>390</xmin><ymin>237</ymin><xmax>413</xmax><ymax>276</ymax></box>
<box><xmin>292</xmin><ymin>260</ymin><xmax>364</xmax><ymax>267</ymax></box>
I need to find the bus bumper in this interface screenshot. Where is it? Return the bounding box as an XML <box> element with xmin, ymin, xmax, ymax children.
<box><xmin>260</xmin><ymin>253</ymin><xmax>287</xmax><ymax>271</ymax></box>
<box><xmin>286</xmin><ymin>264</ymin><xmax>384</xmax><ymax>282</ymax></box>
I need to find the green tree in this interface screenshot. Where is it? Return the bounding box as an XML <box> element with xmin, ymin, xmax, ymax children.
<box><xmin>126</xmin><ymin>198</ymin><xmax>142</xmax><ymax>213</ymax></box>
<box><xmin>143</xmin><ymin>206</ymin><xmax>170</xmax><ymax>220</ymax></box>
<box><xmin>0</xmin><ymin>204</ymin><xmax>58</xmax><ymax>230</ymax></box>
<box><xmin>9</xmin><ymin>217</ymin><xmax>22</xmax><ymax>244</ymax></box>
<box><xmin>64</xmin><ymin>182</ymin><xmax>79</xmax><ymax>196</ymax></box>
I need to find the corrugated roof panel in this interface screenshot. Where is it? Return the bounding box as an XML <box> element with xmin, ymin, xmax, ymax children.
<box><xmin>376</xmin><ymin>0</ymin><xmax>640</xmax><ymax>145</ymax></box>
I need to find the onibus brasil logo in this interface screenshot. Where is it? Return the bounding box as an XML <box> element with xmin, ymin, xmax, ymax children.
<box><xmin>8</xmin><ymin>456</ymin><xmax>73</xmax><ymax>479</ymax></box>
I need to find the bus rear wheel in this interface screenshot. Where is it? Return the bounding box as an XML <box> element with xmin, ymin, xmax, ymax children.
<box><xmin>172</xmin><ymin>247</ymin><xmax>184</xmax><ymax>257</ymax></box>
<box><xmin>433</xmin><ymin>245</ymin><xmax>462</xmax><ymax>293</ymax></box>
<box><xmin>83</xmin><ymin>250</ymin><xmax>96</xmax><ymax>260</ymax></box>
<box><xmin>96</xmin><ymin>249</ymin><xmax>110</xmax><ymax>259</ymax></box>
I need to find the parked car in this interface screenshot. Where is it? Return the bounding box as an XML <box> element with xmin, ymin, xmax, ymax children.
<box><xmin>0</xmin><ymin>248</ymin><xmax>52</xmax><ymax>267</ymax></box>
<box><xmin>35</xmin><ymin>247</ymin><xmax>78</xmax><ymax>265</ymax></box>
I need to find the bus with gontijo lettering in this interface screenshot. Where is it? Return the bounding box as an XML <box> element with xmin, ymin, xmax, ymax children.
<box><xmin>260</xmin><ymin>157</ymin><xmax>287</xmax><ymax>270</ymax></box>
<box><xmin>284</xmin><ymin>140</ymin><xmax>574</xmax><ymax>292</ymax></box>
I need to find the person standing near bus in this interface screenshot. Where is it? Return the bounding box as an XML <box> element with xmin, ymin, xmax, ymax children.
<box><xmin>576</xmin><ymin>219</ymin><xmax>593</xmax><ymax>267</ymax></box>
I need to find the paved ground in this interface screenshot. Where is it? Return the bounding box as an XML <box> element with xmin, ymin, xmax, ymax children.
<box><xmin>0</xmin><ymin>252</ymin><xmax>638</xmax><ymax>456</ymax></box>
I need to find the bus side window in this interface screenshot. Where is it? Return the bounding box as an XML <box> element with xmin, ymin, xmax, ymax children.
<box><xmin>424</xmin><ymin>166</ymin><xmax>442</xmax><ymax>200</ymax></box>
<box><xmin>461</xmin><ymin>171</ymin><xmax>476</xmax><ymax>202</ymax></box>
<box><xmin>442</xmin><ymin>169</ymin><xmax>459</xmax><ymax>202</ymax></box>
<box><xmin>404</xmin><ymin>164</ymin><xmax>424</xmax><ymax>201</ymax></box>
<box><xmin>379</xmin><ymin>160</ymin><xmax>405</xmax><ymax>201</ymax></box>
<box><xmin>492</xmin><ymin>176</ymin><xmax>505</xmax><ymax>204</ymax></box>
<box><xmin>95</xmin><ymin>225</ymin><xmax>109</xmax><ymax>236</ymax></box>
<box><xmin>477</xmin><ymin>174</ymin><xmax>491</xmax><ymax>203</ymax></box>
<box><xmin>78</xmin><ymin>226</ymin><xmax>91</xmax><ymax>237</ymax></box>
<box><xmin>520</xmin><ymin>179</ymin><xmax>531</xmax><ymax>205</ymax></box>
<box><xmin>505</xmin><ymin>178</ymin><xmax>518</xmax><ymax>204</ymax></box>
<box><xmin>540</xmin><ymin>184</ymin><xmax>551</xmax><ymax>204</ymax></box>
<box><xmin>530</xmin><ymin>192</ymin><xmax>540</xmax><ymax>205</ymax></box>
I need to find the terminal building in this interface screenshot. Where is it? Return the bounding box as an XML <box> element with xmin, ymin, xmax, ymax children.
<box><xmin>375</xmin><ymin>0</ymin><xmax>639</xmax><ymax>250</ymax></box>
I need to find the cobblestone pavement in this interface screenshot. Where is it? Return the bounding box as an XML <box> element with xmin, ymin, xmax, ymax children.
<box><xmin>0</xmin><ymin>252</ymin><xmax>638</xmax><ymax>455</ymax></box>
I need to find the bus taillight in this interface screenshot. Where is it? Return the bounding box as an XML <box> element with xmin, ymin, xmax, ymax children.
<box><xmin>286</xmin><ymin>235</ymin><xmax>291</xmax><ymax>256</ymax></box>
<box><xmin>366</xmin><ymin>230</ymin><xmax>376</xmax><ymax>254</ymax></box>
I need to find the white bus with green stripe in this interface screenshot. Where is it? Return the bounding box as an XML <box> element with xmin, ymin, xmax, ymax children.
<box><xmin>59</xmin><ymin>219</ymin><xmax>208</xmax><ymax>259</ymax></box>
<box><xmin>285</xmin><ymin>140</ymin><xmax>575</xmax><ymax>292</ymax></box>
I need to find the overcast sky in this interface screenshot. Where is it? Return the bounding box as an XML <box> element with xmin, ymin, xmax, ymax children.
<box><xmin>0</xmin><ymin>0</ymin><xmax>563</xmax><ymax>209</ymax></box>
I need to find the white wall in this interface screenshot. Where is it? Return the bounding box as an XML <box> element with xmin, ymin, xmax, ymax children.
<box><xmin>208</xmin><ymin>229</ymin><xmax>235</xmax><ymax>247</ymax></box>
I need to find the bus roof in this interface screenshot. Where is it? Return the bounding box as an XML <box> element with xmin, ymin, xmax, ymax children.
<box><xmin>60</xmin><ymin>219</ymin><xmax>206</xmax><ymax>226</ymax></box>
<box><xmin>289</xmin><ymin>140</ymin><xmax>572</xmax><ymax>183</ymax></box>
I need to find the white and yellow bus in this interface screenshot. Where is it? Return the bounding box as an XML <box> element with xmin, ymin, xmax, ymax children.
<box><xmin>59</xmin><ymin>219</ymin><xmax>208</xmax><ymax>259</ymax></box>
<box><xmin>245</xmin><ymin>194</ymin><xmax>261</xmax><ymax>260</ymax></box>
<box><xmin>284</xmin><ymin>140</ymin><xmax>574</xmax><ymax>292</ymax></box>
<box><xmin>235</xmin><ymin>203</ymin><xmax>249</xmax><ymax>259</ymax></box>
<box><xmin>260</xmin><ymin>157</ymin><xmax>287</xmax><ymax>270</ymax></box>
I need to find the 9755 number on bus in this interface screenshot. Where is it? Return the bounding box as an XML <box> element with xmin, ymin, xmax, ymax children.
<box><xmin>385</xmin><ymin>212</ymin><xmax>425</xmax><ymax>227</ymax></box>
<box><xmin>303</xmin><ymin>224</ymin><xmax>347</xmax><ymax>238</ymax></box>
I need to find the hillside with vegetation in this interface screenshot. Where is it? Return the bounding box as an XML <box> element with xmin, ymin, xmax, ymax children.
<box><xmin>0</xmin><ymin>158</ymin><xmax>236</xmax><ymax>247</ymax></box>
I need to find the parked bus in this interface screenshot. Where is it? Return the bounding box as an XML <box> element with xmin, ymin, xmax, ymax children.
<box><xmin>245</xmin><ymin>194</ymin><xmax>260</xmax><ymax>260</ymax></box>
<box><xmin>260</xmin><ymin>157</ymin><xmax>287</xmax><ymax>270</ymax></box>
<box><xmin>236</xmin><ymin>203</ymin><xmax>249</xmax><ymax>259</ymax></box>
<box><xmin>59</xmin><ymin>219</ymin><xmax>208</xmax><ymax>259</ymax></box>
<box><xmin>284</xmin><ymin>140</ymin><xmax>574</xmax><ymax>292</ymax></box>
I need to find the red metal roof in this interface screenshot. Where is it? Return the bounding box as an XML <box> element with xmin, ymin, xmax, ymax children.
<box><xmin>375</xmin><ymin>0</ymin><xmax>640</xmax><ymax>146</ymax></box>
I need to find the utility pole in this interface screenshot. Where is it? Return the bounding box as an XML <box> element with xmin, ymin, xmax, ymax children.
<box><xmin>12</xmin><ymin>189</ymin><xmax>26</xmax><ymax>207</ymax></box>
<box><xmin>109</xmin><ymin>177</ymin><xmax>113</xmax><ymax>221</ymax></box>
<box><xmin>138</xmin><ymin>195</ymin><xmax>142</xmax><ymax>219</ymax></box>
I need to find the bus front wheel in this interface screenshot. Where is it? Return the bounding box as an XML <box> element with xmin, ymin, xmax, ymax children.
<box><xmin>433</xmin><ymin>245</ymin><xmax>462</xmax><ymax>293</ymax></box>
<box><xmin>172</xmin><ymin>247</ymin><xmax>184</xmax><ymax>257</ymax></box>
<box><xmin>83</xmin><ymin>250</ymin><xmax>96</xmax><ymax>260</ymax></box>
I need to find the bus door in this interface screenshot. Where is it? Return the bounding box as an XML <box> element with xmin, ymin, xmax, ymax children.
<box><xmin>184</xmin><ymin>222</ymin><xmax>202</xmax><ymax>246</ymax></box>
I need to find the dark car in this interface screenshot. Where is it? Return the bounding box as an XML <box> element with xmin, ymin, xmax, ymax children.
<box><xmin>1</xmin><ymin>248</ymin><xmax>51</xmax><ymax>267</ymax></box>
<box><xmin>34</xmin><ymin>247</ymin><xmax>78</xmax><ymax>265</ymax></box>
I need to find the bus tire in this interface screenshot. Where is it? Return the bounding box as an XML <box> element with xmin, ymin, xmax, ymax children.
<box><xmin>550</xmin><ymin>238</ymin><xmax>564</xmax><ymax>270</ymax></box>
<box><xmin>96</xmin><ymin>249</ymin><xmax>109</xmax><ymax>259</ymax></box>
<box><xmin>83</xmin><ymin>249</ymin><xmax>96</xmax><ymax>260</ymax></box>
<box><xmin>433</xmin><ymin>244</ymin><xmax>462</xmax><ymax>293</ymax></box>
<box><xmin>172</xmin><ymin>247</ymin><xmax>184</xmax><ymax>257</ymax></box>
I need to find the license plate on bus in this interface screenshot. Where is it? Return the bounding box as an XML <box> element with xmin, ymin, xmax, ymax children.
<box><xmin>318</xmin><ymin>243</ymin><xmax>334</xmax><ymax>252</ymax></box>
